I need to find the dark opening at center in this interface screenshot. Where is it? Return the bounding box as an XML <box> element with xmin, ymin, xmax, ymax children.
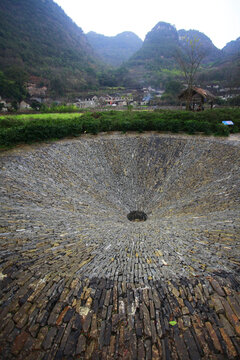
<box><xmin>127</xmin><ymin>211</ymin><xmax>147</xmax><ymax>222</ymax></box>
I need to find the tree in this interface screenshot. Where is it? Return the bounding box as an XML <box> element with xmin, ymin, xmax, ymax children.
<box><xmin>175</xmin><ymin>36</ymin><xmax>206</xmax><ymax>110</ymax></box>
<box><xmin>50</xmin><ymin>77</ymin><xmax>66</xmax><ymax>96</ymax></box>
<box><xmin>165</xmin><ymin>80</ymin><xmax>183</xmax><ymax>96</ymax></box>
<box><xmin>0</xmin><ymin>70</ymin><xmax>27</xmax><ymax>102</ymax></box>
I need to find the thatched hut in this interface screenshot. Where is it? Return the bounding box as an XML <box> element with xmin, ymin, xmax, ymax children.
<box><xmin>178</xmin><ymin>87</ymin><xmax>216</xmax><ymax>110</ymax></box>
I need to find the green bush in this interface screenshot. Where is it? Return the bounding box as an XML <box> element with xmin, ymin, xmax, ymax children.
<box><xmin>84</xmin><ymin>119</ymin><xmax>100</xmax><ymax>134</ymax></box>
<box><xmin>42</xmin><ymin>104</ymin><xmax>79</xmax><ymax>113</ymax></box>
<box><xmin>0</xmin><ymin>116</ymin><xmax>24</xmax><ymax>128</ymax></box>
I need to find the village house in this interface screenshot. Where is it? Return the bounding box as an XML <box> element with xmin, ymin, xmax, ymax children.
<box><xmin>0</xmin><ymin>97</ymin><xmax>8</xmax><ymax>112</ymax></box>
<box><xmin>0</xmin><ymin>96</ymin><xmax>14</xmax><ymax>112</ymax></box>
<box><xmin>19</xmin><ymin>100</ymin><xmax>31</xmax><ymax>111</ymax></box>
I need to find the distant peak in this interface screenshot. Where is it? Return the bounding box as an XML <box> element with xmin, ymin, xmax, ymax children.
<box><xmin>145</xmin><ymin>21</ymin><xmax>178</xmax><ymax>42</ymax></box>
<box><xmin>116</xmin><ymin>31</ymin><xmax>140</xmax><ymax>37</ymax></box>
<box><xmin>151</xmin><ymin>22</ymin><xmax>176</xmax><ymax>32</ymax></box>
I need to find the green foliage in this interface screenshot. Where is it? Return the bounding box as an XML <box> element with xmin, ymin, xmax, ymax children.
<box><xmin>41</xmin><ymin>104</ymin><xmax>79</xmax><ymax>113</ymax></box>
<box><xmin>30</xmin><ymin>100</ymin><xmax>42</xmax><ymax>111</ymax></box>
<box><xmin>127</xmin><ymin>105</ymin><xmax>133</xmax><ymax>112</ymax></box>
<box><xmin>50</xmin><ymin>77</ymin><xmax>67</xmax><ymax>96</ymax></box>
<box><xmin>159</xmin><ymin>93</ymin><xmax>178</xmax><ymax>105</ymax></box>
<box><xmin>4</xmin><ymin>67</ymin><xmax>28</xmax><ymax>86</ymax></box>
<box><xmin>165</xmin><ymin>80</ymin><xmax>183</xmax><ymax>95</ymax></box>
<box><xmin>1</xmin><ymin>108</ymin><xmax>239</xmax><ymax>148</ymax></box>
<box><xmin>0</xmin><ymin>70</ymin><xmax>27</xmax><ymax>101</ymax></box>
<box><xmin>226</xmin><ymin>96</ymin><xmax>240</xmax><ymax>106</ymax></box>
<box><xmin>97</xmin><ymin>66</ymin><xmax>134</xmax><ymax>88</ymax></box>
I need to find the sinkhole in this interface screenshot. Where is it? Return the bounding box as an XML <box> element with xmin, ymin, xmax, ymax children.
<box><xmin>0</xmin><ymin>134</ymin><xmax>239</xmax><ymax>280</ymax></box>
<box><xmin>127</xmin><ymin>211</ymin><xmax>147</xmax><ymax>222</ymax></box>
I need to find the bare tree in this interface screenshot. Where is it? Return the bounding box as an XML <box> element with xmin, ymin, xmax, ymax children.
<box><xmin>175</xmin><ymin>37</ymin><xmax>206</xmax><ymax>110</ymax></box>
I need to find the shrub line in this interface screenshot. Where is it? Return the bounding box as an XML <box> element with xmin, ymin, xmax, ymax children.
<box><xmin>1</xmin><ymin>109</ymin><xmax>239</xmax><ymax>148</ymax></box>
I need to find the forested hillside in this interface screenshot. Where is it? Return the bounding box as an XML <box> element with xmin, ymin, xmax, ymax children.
<box><xmin>0</xmin><ymin>0</ymin><xmax>101</xmax><ymax>95</ymax></box>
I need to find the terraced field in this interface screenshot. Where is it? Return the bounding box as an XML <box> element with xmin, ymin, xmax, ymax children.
<box><xmin>0</xmin><ymin>133</ymin><xmax>240</xmax><ymax>359</ymax></box>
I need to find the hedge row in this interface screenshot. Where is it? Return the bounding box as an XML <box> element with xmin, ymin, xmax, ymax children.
<box><xmin>1</xmin><ymin>108</ymin><xmax>239</xmax><ymax>148</ymax></box>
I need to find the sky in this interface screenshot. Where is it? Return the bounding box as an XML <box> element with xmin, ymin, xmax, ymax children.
<box><xmin>54</xmin><ymin>0</ymin><xmax>240</xmax><ymax>49</ymax></box>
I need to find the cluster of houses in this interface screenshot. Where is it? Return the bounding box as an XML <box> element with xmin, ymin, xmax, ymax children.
<box><xmin>0</xmin><ymin>86</ymin><xmax>162</xmax><ymax>112</ymax></box>
<box><xmin>69</xmin><ymin>87</ymin><xmax>165</xmax><ymax>109</ymax></box>
<box><xmin>0</xmin><ymin>76</ymin><xmax>239</xmax><ymax>112</ymax></box>
<box><xmin>0</xmin><ymin>97</ymin><xmax>32</xmax><ymax>112</ymax></box>
<box><xmin>0</xmin><ymin>75</ymin><xmax>49</xmax><ymax>112</ymax></box>
<box><xmin>71</xmin><ymin>95</ymin><xmax>133</xmax><ymax>108</ymax></box>
<box><xmin>206</xmin><ymin>84</ymin><xmax>240</xmax><ymax>101</ymax></box>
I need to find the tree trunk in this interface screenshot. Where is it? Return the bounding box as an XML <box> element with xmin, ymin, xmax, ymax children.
<box><xmin>186</xmin><ymin>88</ymin><xmax>192</xmax><ymax>110</ymax></box>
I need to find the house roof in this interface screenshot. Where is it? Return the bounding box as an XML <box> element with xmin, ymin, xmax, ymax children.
<box><xmin>178</xmin><ymin>87</ymin><xmax>216</xmax><ymax>100</ymax></box>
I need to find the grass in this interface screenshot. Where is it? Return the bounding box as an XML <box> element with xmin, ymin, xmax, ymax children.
<box><xmin>0</xmin><ymin>108</ymin><xmax>239</xmax><ymax>149</ymax></box>
<box><xmin>0</xmin><ymin>112</ymin><xmax>83</xmax><ymax>121</ymax></box>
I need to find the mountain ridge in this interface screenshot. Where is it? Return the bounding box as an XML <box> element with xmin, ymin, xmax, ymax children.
<box><xmin>86</xmin><ymin>31</ymin><xmax>143</xmax><ymax>67</ymax></box>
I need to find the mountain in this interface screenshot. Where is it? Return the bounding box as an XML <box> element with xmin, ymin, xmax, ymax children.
<box><xmin>125</xmin><ymin>22</ymin><xmax>180</xmax><ymax>87</ymax></box>
<box><xmin>86</xmin><ymin>31</ymin><xmax>143</xmax><ymax>67</ymax></box>
<box><xmin>123</xmin><ymin>22</ymin><xmax>238</xmax><ymax>88</ymax></box>
<box><xmin>178</xmin><ymin>29</ymin><xmax>221</xmax><ymax>63</ymax></box>
<box><xmin>0</xmin><ymin>0</ymin><xmax>101</xmax><ymax>95</ymax></box>
<box><xmin>198</xmin><ymin>38</ymin><xmax>240</xmax><ymax>89</ymax></box>
<box><xmin>129</xmin><ymin>22</ymin><xmax>179</xmax><ymax>66</ymax></box>
<box><xmin>222</xmin><ymin>37</ymin><xmax>240</xmax><ymax>57</ymax></box>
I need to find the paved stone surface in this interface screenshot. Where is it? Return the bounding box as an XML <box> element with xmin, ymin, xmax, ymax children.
<box><xmin>0</xmin><ymin>133</ymin><xmax>240</xmax><ymax>359</ymax></box>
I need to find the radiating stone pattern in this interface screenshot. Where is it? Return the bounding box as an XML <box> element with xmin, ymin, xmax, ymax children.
<box><xmin>0</xmin><ymin>133</ymin><xmax>240</xmax><ymax>359</ymax></box>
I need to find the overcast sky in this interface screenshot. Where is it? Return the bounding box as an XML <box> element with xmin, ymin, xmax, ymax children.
<box><xmin>54</xmin><ymin>0</ymin><xmax>240</xmax><ymax>49</ymax></box>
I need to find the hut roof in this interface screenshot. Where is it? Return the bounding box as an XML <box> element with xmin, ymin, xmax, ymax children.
<box><xmin>178</xmin><ymin>87</ymin><xmax>216</xmax><ymax>100</ymax></box>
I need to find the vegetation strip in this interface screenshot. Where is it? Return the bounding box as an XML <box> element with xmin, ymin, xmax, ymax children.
<box><xmin>1</xmin><ymin>108</ymin><xmax>240</xmax><ymax>148</ymax></box>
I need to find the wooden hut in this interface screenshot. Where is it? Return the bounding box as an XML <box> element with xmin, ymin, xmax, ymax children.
<box><xmin>178</xmin><ymin>87</ymin><xmax>216</xmax><ymax>110</ymax></box>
